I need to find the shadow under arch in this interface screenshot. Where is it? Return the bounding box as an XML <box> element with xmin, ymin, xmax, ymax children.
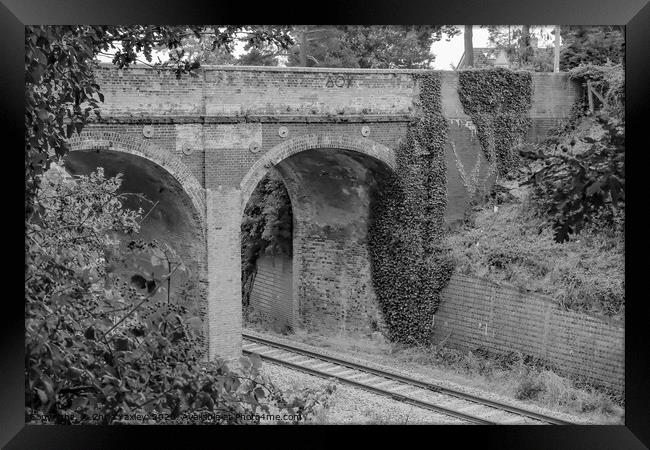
<box><xmin>64</xmin><ymin>132</ymin><xmax>209</xmax><ymax>351</ymax></box>
<box><xmin>239</xmin><ymin>133</ymin><xmax>396</xmax><ymax>214</ymax></box>
<box><xmin>239</xmin><ymin>133</ymin><xmax>397</xmax><ymax>336</ymax></box>
<box><xmin>68</xmin><ymin>131</ymin><xmax>206</xmax><ymax>232</ymax></box>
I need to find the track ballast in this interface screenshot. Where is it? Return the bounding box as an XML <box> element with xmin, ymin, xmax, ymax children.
<box><xmin>242</xmin><ymin>332</ymin><xmax>575</xmax><ymax>425</ymax></box>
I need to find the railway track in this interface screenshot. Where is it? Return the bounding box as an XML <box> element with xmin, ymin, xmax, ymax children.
<box><xmin>242</xmin><ymin>332</ymin><xmax>575</xmax><ymax>425</ymax></box>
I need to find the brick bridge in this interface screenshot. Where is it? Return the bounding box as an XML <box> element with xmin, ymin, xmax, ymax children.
<box><xmin>64</xmin><ymin>64</ymin><xmax>580</xmax><ymax>359</ymax></box>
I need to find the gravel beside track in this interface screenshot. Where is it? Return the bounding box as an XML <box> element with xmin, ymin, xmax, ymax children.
<box><xmin>245</xmin><ymin>328</ymin><xmax>589</xmax><ymax>425</ymax></box>
<box><xmin>261</xmin><ymin>361</ymin><xmax>468</xmax><ymax>424</ymax></box>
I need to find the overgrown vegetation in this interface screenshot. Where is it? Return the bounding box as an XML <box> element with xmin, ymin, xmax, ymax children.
<box><xmin>249</xmin><ymin>324</ymin><xmax>623</xmax><ymax>423</ymax></box>
<box><xmin>520</xmin><ymin>63</ymin><xmax>625</xmax><ymax>243</ymax></box>
<box><xmin>560</xmin><ymin>26</ymin><xmax>624</xmax><ymax>71</ymax></box>
<box><xmin>368</xmin><ymin>72</ymin><xmax>454</xmax><ymax>345</ymax></box>
<box><xmin>25</xmin><ymin>25</ymin><xmax>293</xmax><ymax>220</ymax></box>
<box><xmin>25</xmin><ymin>166</ymin><xmax>331</xmax><ymax>424</ymax></box>
<box><xmin>447</xmin><ymin>63</ymin><xmax>625</xmax><ymax>318</ymax></box>
<box><xmin>404</xmin><ymin>344</ymin><xmax>623</xmax><ymax>420</ymax></box>
<box><xmin>447</xmin><ymin>201</ymin><xmax>624</xmax><ymax>318</ymax></box>
<box><xmin>457</xmin><ymin>67</ymin><xmax>533</xmax><ymax>178</ymax></box>
<box><xmin>24</xmin><ymin>26</ymin><xmax>336</xmax><ymax>424</ymax></box>
<box><xmin>241</xmin><ymin>171</ymin><xmax>293</xmax><ymax>308</ymax></box>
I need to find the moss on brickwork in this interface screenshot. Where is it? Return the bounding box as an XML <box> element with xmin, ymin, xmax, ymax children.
<box><xmin>368</xmin><ymin>72</ymin><xmax>454</xmax><ymax>345</ymax></box>
<box><xmin>457</xmin><ymin>68</ymin><xmax>533</xmax><ymax>178</ymax></box>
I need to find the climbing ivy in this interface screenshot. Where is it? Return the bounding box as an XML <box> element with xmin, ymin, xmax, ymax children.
<box><xmin>368</xmin><ymin>72</ymin><xmax>454</xmax><ymax>345</ymax></box>
<box><xmin>457</xmin><ymin>67</ymin><xmax>533</xmax><ymax>178</ymax></box>
<box><xmin>241</xmin><ymin>171</ymin><xmax>293</xmax><ymax>306</ymax></box>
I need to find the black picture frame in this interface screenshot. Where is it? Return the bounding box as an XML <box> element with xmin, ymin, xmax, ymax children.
<box><xmin>4</xmin><ymin>0</ymin><xmax>648</xmax><ymax>448</ymax></box>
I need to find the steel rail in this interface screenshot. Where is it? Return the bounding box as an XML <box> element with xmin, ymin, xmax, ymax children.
<box><xmin>242</xmin><ymin>342</ymin><xmax>494</xmax><ymax>424</ymax></box>
<box><xmin>242</xmin><ymin>332</ymin><xmax>574</xmax><ymax>425</ymax></box>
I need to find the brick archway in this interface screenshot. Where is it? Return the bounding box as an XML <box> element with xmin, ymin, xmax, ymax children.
<box><xmin>67</xmin><ymin>130</ymin><xmax>211</xmax><ymax>353</ymax></box>
<box><xmin>239</xmin><ymin>133</ymin><xmax>397</xmax><ymax>336</ymax></box>
<box><xmin>239</xmin><ymin>133</ymin><xmax>396</xmax><ymax>212</ymax></box>
<box><xmin>68</xmin><ymin>131</ymin><xmax>206</xmax><ymax>230</ymax></box>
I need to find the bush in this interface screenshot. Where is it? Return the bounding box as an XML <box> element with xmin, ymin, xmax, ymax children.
<box><xmin>446</xmin><ymin>200</ymin><xmax>624</xmax><ymax>319</ymax></box>
<box><xmin>521</xmin><ymin>114</ymin><xmax>624</xmax><ymax>242</ymax></box>
<box><xmin>568</xmin><ymin>63</ymin><xmax>624</xmax><ymax>118</ymax></box>
<box><xmin>25</xmin><ymin>166</ymin><xmax>331</xmax><ymax>424</ymax></box>
<box><xmin>514</xmin><ymin>369</ymin><xmax>621</xmax><ymax>416</ymax></box>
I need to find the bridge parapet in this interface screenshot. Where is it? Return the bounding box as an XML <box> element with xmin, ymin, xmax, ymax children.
<box><xmin>93</xmin><ymin>64</ymin><xmax>580</xmax><ymax>123</ymax></box>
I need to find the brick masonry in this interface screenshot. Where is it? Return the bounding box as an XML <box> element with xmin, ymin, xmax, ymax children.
<box><xmin>249</xmin><ymin>254</ymin><xmax>294</xmax><ymax>330</ymax></box>
<box><xmin>71</xmin><ymin>65</ymin><xmax>581</xmax><ymax>359</ymax></box>
<box><xmin>433</xmin><ymin>273</ymin><xmax>624</xmax><ymax>391</ymax></box>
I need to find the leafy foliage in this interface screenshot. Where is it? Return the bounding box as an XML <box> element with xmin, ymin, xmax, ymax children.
<box><xmin>568</xmin><ymin>63</ymin><xmax>625</xmax><ymax>118</ymax></box>
<box><xmin>483</xmin><ymin>25</ymin><xmax>555</xmax><ymax>72</ymax></box>
<box><xmin>25</xmin><ymin>25</ymin><xmax>293</xmax><ymax>220</ymax></box>
<box><xmin>457</xmin><ymin>67</ymin><xmax>533</xmax><ymax>179</ymax></box>
<box><xmin>26</xmin><ymin>167</ymin><xmax>331</xmax><ymax>424</ymax></box>
<box><xmin>241</xmin><ymin>171</ymin><xmax>293</xmax><ymax>306</ymax></box>
<box><xmin>447</xmin><ymin>199</ymin><xmax>624</xmax><ymax>318</ymax></box>
<box><xmin>560</xmin><ymin>26</ymin><xmax>624</xmax><ymax>71</ymax></box>
<box><xmin>521</xmin><ymin>115</ymin><xmax>624</xmax><ymax>243</ymax></box>
<box><xmin>368</xmin><ymin>73</ymin><xmax>454</xmax><ymax>345</ymax></box>
<box><xmin>285</xmin><ymin>25</ymin><xmax>459</xmax><ymax>69</ymax></box>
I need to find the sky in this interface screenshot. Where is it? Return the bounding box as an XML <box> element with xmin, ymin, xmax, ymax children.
<box><xmin>431</xmin><ymin>26</ymin><xmax>491</xmax><ymax>70</ymax></box>
<box><xmin>98</xmin><ymin>26</ymin><xmax>558</xmax><ymax>70</ymax></box>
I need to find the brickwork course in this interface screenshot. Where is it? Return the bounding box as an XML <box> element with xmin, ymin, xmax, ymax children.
<box><xmin>70</xmin><ymin>64</ymin><xmax>585</xmax><ymax>362</ymax></box>
<box><xmin>433</xmin><ymin>274</ymin><xmax>624</xmax><ymax>391</ymax></box>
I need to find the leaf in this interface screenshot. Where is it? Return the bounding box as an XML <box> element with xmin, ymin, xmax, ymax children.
<box><xmin>239</xmin><ymin>356</ymin><xmax>251</xmax><ymax>370</ymax></box>
<box><xmin>254</xmin><ymin>386</ymin><xmax>266</xmax><ymax>400</ymax></box>
<box><xmin>71</xmin><ymin>396</ymin><xmax>88</xmax><ymax>409</ymax></box>
<box><xmin>36</xmin><ymin>388</ymin><xmax>48</xmax><ymax>404</ymax></box>
<box><xmin>114</xmin><ymin>337</ymin><xmax>130</xmax><ymax>351</ymax></box>
<box><xmin>130</xmin><ymin>274</ymin><xmax>147</xmax><ymax>289</ymax></box>
<box><xmin>150</xmin><ymin>255</ymin><xmax>161</xmax><ymax>267</ymax></box>
<box><xmin>248</xmin><ymin>352</ymin><xmax>262</xmax><ymax>370</ymax></box>
<box><xmin>185</xmin><ymin>317</ymin><xmax>203</xmax><ymax>330</ymax></box>
<box><xmin>84</xmin><ymin>326</ymin><xmax>96</xmax><ymax>341</ymax></box>
<box><xmin>586</xmin><ymin>180</ymin><xmax>604</xmax><ymax>197</ymax></box>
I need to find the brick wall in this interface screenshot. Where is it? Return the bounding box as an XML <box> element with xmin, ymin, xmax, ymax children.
<box><xmin>94</xmin><ymin>65</ymin><xmax>579</xmax><ymax>123</ymax></box>
<box><xmin>248</xmin><ymin>255</ymin><xmax>294</xmax><ymax>330</ymax></box>
<box><xmin>276</xmin><ymin>150</ymin><xmax>388</xmax><ymax>336</ymax></box>
<box><xmin>80</xmin><ymin>65</ymin><xmax>581</xmax><ymax>359</ymax></box>
<box><xmin>205</xmin><ymin>187</ymin><xmax>242</xmax><ymax>360</ymax></box>
<box><xmin>433</xmin><ymin>273</ymin><xmax>624</xmax><ymax>391</ymax></box>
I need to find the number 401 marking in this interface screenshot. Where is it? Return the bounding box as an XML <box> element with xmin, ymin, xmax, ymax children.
<box><xmin>326</xmin><ymin>74</ymin><xmax>353</xmax><ymax>88</ymax></box>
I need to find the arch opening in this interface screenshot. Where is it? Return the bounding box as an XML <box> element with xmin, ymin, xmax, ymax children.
<box><xmin>241</xmin><ymin>145</ymin><xmax>394</xmax><ymax>338</ymax></box>
<box><xmin>241</xmin><ymin>169</ymin><xmax>294</xmax><ymax>334</ymax></box>
<box><xmin>63</xmin><ymin>149</ymin><xmax>208</xmax><ymax>347</ymax></box>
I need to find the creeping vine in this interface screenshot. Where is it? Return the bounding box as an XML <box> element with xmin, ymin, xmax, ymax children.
<box><xmin>457</xmin><ymin>67</ymin><xmax>533</xmax><ymax>178</ymax></box>
<box><xmin>368</xmin><ymin>72</ymin><xmax>454</xmax><ymax>345</ymax></box>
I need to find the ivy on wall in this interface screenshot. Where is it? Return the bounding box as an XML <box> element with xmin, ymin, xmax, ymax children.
<box><xmin>457</xmin><ymin>67</ymin><xmax>533</xmax><ymax>178</ymax></box>
<box><xmin>241</xmin><ymin>171</ymin><xmax>293</xmax><ymax>306</ymax></box>
<box><xmin>368</xmin><ymin>72</ymin><xmax>454</xmax><ymax>345</ymax></box>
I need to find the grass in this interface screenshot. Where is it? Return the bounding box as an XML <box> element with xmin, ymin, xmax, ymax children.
<box><xmin>445</xmin><ymin>195</ymin><xmax>625</xmax><ymax>320</ymax></box>
<box><xmin>246</xmin><ymin>318</ymin><xmax>624</xmax><ymax>424</ymax></box>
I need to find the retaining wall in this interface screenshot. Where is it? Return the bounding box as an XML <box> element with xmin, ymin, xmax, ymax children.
<box><xmin>433</xmin><ymin>273</ymin><xmax>624</xmax><ymax>391</ymax></box>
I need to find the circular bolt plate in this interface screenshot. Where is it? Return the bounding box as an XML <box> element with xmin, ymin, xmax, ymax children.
<box><xmin>181</xmin><ymin>143</ymin><xmax>193</xmax><ymax>156</ymax></box>
<box><xmin>278</xmin><ymin>126</ymin><xmax>289</xmax><ymax>138</ymax></box>
<box><xmin>361</xmin><ymin>126</ymin><xmax>370</xmax><ymax>137</ymax></box>
<box><xmin>142</xmin><ymin>125</ymin><xmax>154</xmax><ymax>138</ymax></box>
<box><xmin>249</xmin><ymin>142</ymin><xmax>261</xmax><ymax>154</ymax></box>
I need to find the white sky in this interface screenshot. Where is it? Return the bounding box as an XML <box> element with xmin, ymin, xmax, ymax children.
<box><xmin>98</xmin><ymin>26</ymin><xmax>557</xmax><ymax>70</ymax></box>
<box><xmin>431</xmin><ymin>27</ymin><xmax>491</xmax><ymax>70</ymax></box>
<box><xmin>431</xmin><ymin>25</ymin><xmax>557</xmax><ymax>69</ymax></box>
